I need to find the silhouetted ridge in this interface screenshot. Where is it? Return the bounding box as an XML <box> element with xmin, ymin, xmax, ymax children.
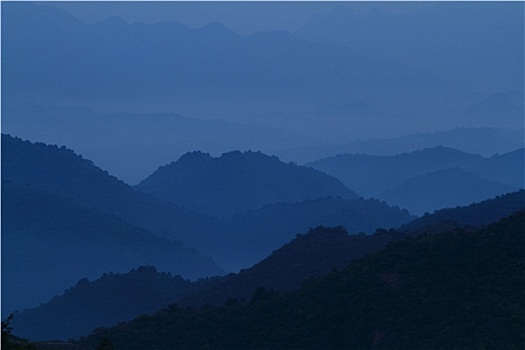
<box><xmin>1</xmin><ymin>134</ymin><xmax>224</xmax><ymax>315</ymax></box>
<box><xmin>400</xmin><ymin>189</ymin><xmax>525</xmax><ymax>233</ymax></box>
<box><xmin>307</xmin><ymin>146</ymin><xmax>523</xmax><ymax>213</ymax></box>
<box><xmin>1</xmin><ymin>133</ymin><xmax>222</xmax><ymax>249</ymax></box>
<box><xmin>379</xmin><ymin>167</ymin><xmax>516</xmax><ymax>215</ymax></box>
<box><xmin>177</xmin><ymin>225</ymin><xmax>405</xmax><ymax>309</ymax></box>
<box><xmin>10</xmin><ymin>267</ymin><xmax>193</xmax><ymax>341</ymax></box>
<box><xmin>136</xmin><ymin>150</ymin><xmax>359</xmax><ymax>218</ymax></box>
<box><xmin>80</xmin><ymin>211</ymin><xmax>525</xmax><ymax>349</ymax></box>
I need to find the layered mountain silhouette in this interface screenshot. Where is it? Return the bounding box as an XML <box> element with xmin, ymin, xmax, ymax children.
<box><xmin>2</xmin><ymin>105</ymin><xmax>312</xmax><ymax>184</ymax></box>
<box><xmin>11</xmin><ymin>191</ymin><xmax>524</xmax><ymax>342</ymax></box>
<box><xmin>4</xmin><ymin>2</ymin><xmax>478</xmax><ymax>119</ymax></box>
<box><xmin>1</xmin><ymin>134</ymin><xmax>219</xmax><ymax>246</ymax></box>
<box><xmin>10</xmin><ymin>267</ymin><xmax>193</xmax><ymax>341</ymax></box>
<box><xmin>2</xmin><ymin>135</ymin><xmax>417</xmax><ymax>277</ymax></box>
<box><xmin>79</xmin><ymin>211</ymin><xmax>525</xmax><ymax>349</ymax></box>
<box><xmin>210</xmin><ymin>197</ymin><xmax>413</xmax><ymax>271</ymax></box>
<box><xmin>296</xmin><ymin>2</ymin><xmax>523</xmax><ymax>94</ymax></box>
<box><xmin>1</xmin><ymin>181</ymin><xmax>222</xmax><ymax>317</ymax></box>
<box><xmin>307</xmin><ymin>146</ymin><xmax>523</xmax><ymax>213</ymax></box>
<box><xmin>378</xmin><ymin>168</ymin><xmax>516</xmax><ymax>215</ymax></box>
<box><xmin>135</xmin><ymin>150</ymin><xmax>359</xmax><ymax>218</ymax></box>
<box><xmin>400</xmin><ymin>190</ymin><xmax>525</xmax><ymax>233</ymax></box>
<box><xmin>272</xmin><ymin>127</ymin><xmax>524</xmax><ymax>164</ymax></box>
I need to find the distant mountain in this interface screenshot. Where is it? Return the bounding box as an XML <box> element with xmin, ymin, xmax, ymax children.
<box><xmin>378</xmin><ymin>168</ymin><xmax>517</xmax><ymax>215</ymax></box>
<box><xmin>1</xmin><ymin>134</ymin><xmax>220</xmax><ymax>248</ymax></box>
<box><xmin>210</xmin><ymin>197</ymin><xmax>413</xmax><ymax>271</ymax></box>
<box><xmin>272</xmin><ymin>127</ymin><xmax>524</xmax><ymax>164</ymax></box>
<box><xmin>400</xmin><ymin>190</ymin><xmax>525</xmax><ymax>233</ymax></box>
<box><xmin>1</xmin><ymin>181</ymin><xmax>222</xmax><ymax>317</ymax></box>
<box><xmin>80</xmin><ymin>211</ymin><xmax>525</xmax><ymax>349</ymax></box>
<box><xmin>135</xmin><ymin>151</ymin><xmax>359</xmax><ymax>218</ymax></box>
<box><xmin>462</xmin><ymin>90</ymin><xmax>524</xmax><ymax>129</ymax></box>
<box><xmin>307</xmin><ymin>146</ymin><xmax>523</xmax><ymax>199</ymax></box>
<box><xmin>1</xmin><ymin>105</ymin><xmax>313</xmax><ymax>185</ymax></box>
<box><xmin>10</xmin><ymin>267</ymin><xmax>192</xmax><ymax>341</ymax></box>
<box><xmin>296</xmin><ymin>2</ymin><xmax>523</xmax><ymax>94</ymax></box>
<box><xmin>3</xmin><ymin>2</ymin><xmax>479</xmax><ymax>119</ymax></box>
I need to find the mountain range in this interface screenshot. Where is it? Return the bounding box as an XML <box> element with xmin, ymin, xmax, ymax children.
<box><xmin>307</xmin><ymin>146</ymin><xmax>523</xmax><ymax>214</ymax></box>
<box><xmin>1</xmin><ymin>180</ymin><xmax>222</xmax><ymax>317</ymax></box>
<box><xmin>296</xmin><ymin>2</ymin><xmax>524</xmax><ymax>94</ymax></box>
<box><xmin>79</xmin><ymin>211</ymin><xmax>525</xmax><ymax>349</ymax></box>
<box><xmin>8</xmin><ymin>266</ymin><xmax>192</xmax><ymax>341</ymax></box>
<box><xmin>3</xmin><ymin>1</ymin><xmax>477</xmax><ymax>117</ymax></box>
<box><xmin>2</xmin><ymin>134</ymin><xmax>415</xmax><ymax>314</ymax></box>
<box><xmin>10</xmin><ymin>190</ymin><xmax>524</xmax><ymax>342</ymax></box>
<box><xmin>135</xmin><ymin>150</ymin><xmax>358</xmax><ymax>218</ymax></box>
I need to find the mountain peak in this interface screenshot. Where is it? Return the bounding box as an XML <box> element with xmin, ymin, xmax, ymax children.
<box><xmin>136</xmin><ymin>150</ymin><xmax>359</xmax><ymax>218</ymax></box>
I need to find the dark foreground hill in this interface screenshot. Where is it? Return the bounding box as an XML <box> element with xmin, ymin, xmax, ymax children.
<box><xmin>1</xmin><ymin>181</ymin><xmax>222</xmax><ymax>316</ymax></box>
<box><xmin>9</xmin><ymin>226</ymin><xmax>405</xmax><ymax>342</ymax></box>
<box><xmin>176</xmin><ymin>226</ymin><xmax>406</xmax><ymax>309</ymax></box>
<box><xmin>136</xmin><ymin>150</ymin><xmax>359</xmax><ymax>218</ymax></box>
<box><xmin>12</xmin><ymin>191</ymin><xmax>523</xmax><ymax>342</ymax></box>
<box><xmin>400</xmin><ymin>189</ymin><xmax>525</xmax><ymax>233</ymax></box>
<box><xmin>80</xmin><ymin>211</ymin><xmax>525</xmax><ymax>349</ymax></box>
<box><xmin>10</xmin><ymin>267</ymin><xmax>192</xmax><ymax>341</ymax></box>
<box><xmin>211</xmin><ymin>197</ymin><xmax>413</xmax><ymax>271</ymax></box>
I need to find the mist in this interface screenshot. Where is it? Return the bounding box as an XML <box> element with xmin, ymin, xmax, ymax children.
<box><xmin>2</xmin><ymin>2</ymin><xmax>524</xmax><ymax>348</ymax></box>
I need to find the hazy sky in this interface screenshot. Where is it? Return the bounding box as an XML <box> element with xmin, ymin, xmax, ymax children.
<box><xmin>50</xmin><ymin>1</ymin><xmax>435</xmax><ymax>34</ymax></box>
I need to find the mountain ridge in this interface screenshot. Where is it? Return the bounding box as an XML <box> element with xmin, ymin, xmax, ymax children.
<box><xmin>136</xmin><ymin>150</ymin><xmax>360</xmax><ymax>218</ymax></box>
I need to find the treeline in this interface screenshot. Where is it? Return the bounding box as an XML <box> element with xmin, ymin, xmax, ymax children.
<box><xmin>80</xmin><ymin>211</ymin><xmax>525</xmax><ymax>349</ymax></box>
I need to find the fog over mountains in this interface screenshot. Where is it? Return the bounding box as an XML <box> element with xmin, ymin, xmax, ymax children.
<box><xmin>1</xmin><ymin>2</ymin><xmax>524</xmax><ymax>348</ymax></box>
<box><xmin>2</xmin><ymin>2</ymin><xmax>522</xmax><ymax>183</ymax></box>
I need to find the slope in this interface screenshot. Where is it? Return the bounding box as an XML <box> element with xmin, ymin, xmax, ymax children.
<box><xmin>307</xmin><ymin>146</ymin><xmax>523</xmax><ymax>197</ymax></box>
<box><xmin>176</xmin><ymin>226</ymin><xmax>406</xmax><ymax>309</ymax></box>
<box><xmin>10</xmin><ymin>267</ymin><xmax>193</xmax><ymax>341</ymax></box>
<box><xmin>378</xmin><ymin>167</ymin><xmax>517</xmax><ymax>215</ymax></box>
<box><xmin>80</xmin><ymin>211</ymin><xmax>525</xmax><ymax>349</ymax></box>
<box><xmin>135</xmin><ymin>150</ymin><xmax>359</xmax><ymax>218</ymax></box>
<box><xmin>272</xmin><ymin>127</ymin><xmax>524</xmax><ymax>164</ymax></box>
<box><xmin>1</xmin><ymin>134</ymin><xmax>219</xmax><ymax>249</ymax></box>
<box><xmin>17</xmin><ymin>192</ymin><xmax>523</xmax><ymax>343</ymax></box>
<box><xmin>1</xmin><ymin>181</ymin><xmax>222</xmax><ymax>316</ymax></box>
<box><xmin>210</xmin><ymin>197</ymin><xmax>413</xmax><ymax>271</ymax></box>
<box><xmin>400</xmin><ymin>189</ymin><xmax>525</xmax><ymax>233</ymax></box>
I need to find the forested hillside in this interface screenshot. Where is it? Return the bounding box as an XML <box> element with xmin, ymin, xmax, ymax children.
<box><xmin>10</xmin><ymin>267</ymin><xmax>192</xmax><ymax>341</ymax></box>
<box><xmin>1</xmin><ymin>181</ymin><xmax>222</xmax><ymax>316</ymax></box>
<box><xmin>1</xmin><ymin>134</ymin><xmax>220</xmax><ymax>246</ymax></box>
<box><xmin>80</xmin><ymin>211</ymin><xmax>525</xmax><ymax>349</ymax></box>
<box><xmin>136</xmin><ymin>150</ymin><xmax>359</xmax><ymax>218</ymax></box>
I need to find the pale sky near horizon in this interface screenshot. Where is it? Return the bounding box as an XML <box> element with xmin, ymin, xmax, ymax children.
<box><xmin>50</xmin><ymin>1</ymin><xmax>435</xmax><ymax>35</ymax></box>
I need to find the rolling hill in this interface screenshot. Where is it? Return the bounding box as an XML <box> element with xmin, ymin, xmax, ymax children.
<box><xmin>1</xmin><ymin>181</ymin><xmax>222</xmax><ymax>317</ymax></box>
<box><xmin>13</xmin><ymin>191</ymin><xmax>523</xmax><ymax>342</ymax></box>
<box><xmin>135</xmin><ymin>150</ymin><xmax>359</xmax><ymax>218</ymax></box>
<box><xmin>378</xmin><ymin>167</ymin><xmax>516</xmax><ymax>215</ymax></box>
<box><xmin>400</xmin><ymin>189</ymin><xmax>525</xmax><ymax>233</ymax></box>
<box><xmin>80</xmin><ymin>211</ymin><xmax>525</xmax><ymax>349</ymax></box>
<box><xmin>9</xmin><ymin>267</ymin><xmax>193</xmax><ymax>341</ymax></box>
<box><xmin>210</xmin><ymin>197</ymin><xmax>413</xmax><ymax>271</ymax></box>
<box><xmin>307</xmin><ymin>146</ymin><xmax>523</xmax><ymax>205</ymax></box>
<box><xmin>1</xmin><ymin>134</ymin><xmax>220</xmax><ymax>248</ymax></box>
